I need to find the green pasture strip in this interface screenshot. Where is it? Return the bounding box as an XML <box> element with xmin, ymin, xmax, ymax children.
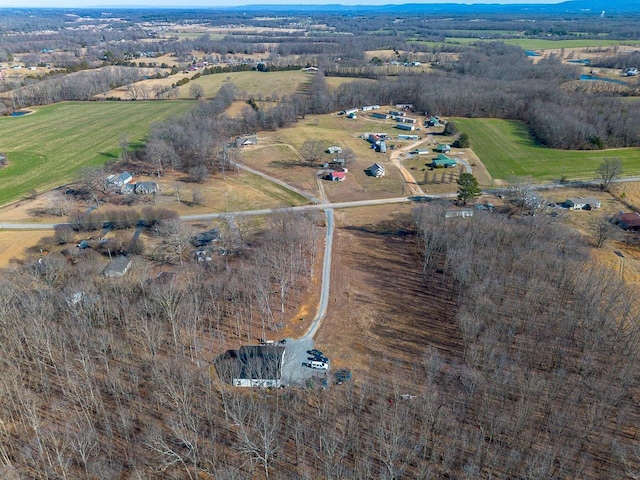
<box><xmin>453</xmin><ymin>117</ymin><xmax>640</xmax><ymax>182</ymax></box>
<box><xmin>183</xmin><ymin>70</ymin><xmax>312</xmax><ymax>99</ymax></box>
<box><xmin>0</xmin><ymin>100</ymin><xmax>193</xmax><ymax>206</ymax></box>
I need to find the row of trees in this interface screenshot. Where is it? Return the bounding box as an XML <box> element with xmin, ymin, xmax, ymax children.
<box><xmin>6</xmin><ymin>66</ymin><xmax>149</xmax><ymax>109</ymax></box>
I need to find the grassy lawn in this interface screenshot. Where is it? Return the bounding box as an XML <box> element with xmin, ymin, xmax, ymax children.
<box><xmin>453</xmin><ymin>117</ymin><xmax>640</xmax><ymax>182</ymax></box>
<box><xmin>0</xmin><ymin>100</ymin><xmax>193</xmax><ymax>206</ymax></box>
<box><xmin>183</xmin><ymin>70</ymin><xmax>312</xmax><ymax>99</ymax></box>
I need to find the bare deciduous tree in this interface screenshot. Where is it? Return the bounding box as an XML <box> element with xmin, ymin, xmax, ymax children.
<box><xmin>299</xmin><ymin>139</ymin><xmax>325</xmax><ymax>167</ymax></box>
<box><xmin>591</xmin><ymin>214</ymin><xmax>619</xmax><ymax>248</ymax></box>
<box><xmin>596</xmin><ymin>157</ymin><xmax>623</xmax><ymax>189</ymax></box>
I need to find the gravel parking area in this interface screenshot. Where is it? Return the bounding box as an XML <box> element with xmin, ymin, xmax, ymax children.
<box><xmin>281</xmin><ymin>337</ymin><xmax>330</xmax><ymax>386</ymax></box>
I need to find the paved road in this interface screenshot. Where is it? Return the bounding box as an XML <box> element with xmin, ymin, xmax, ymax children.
<box><xmin>0</xmin><ymin>194</ymin><xmax>458</xmax><ymax>231</ymax></box>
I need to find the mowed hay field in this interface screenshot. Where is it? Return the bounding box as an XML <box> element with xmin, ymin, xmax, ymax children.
<box><xmin>0</xmin><ymin>100</ymin><xmax>193</xmax><ymax>206</ymax></box>
<box><xmin>181</xmin><ymin>70</ymin><xmax>312</xmax><ymax>99</ymax></box>
<box><xmin>454</xmin><ymin>117</ymin><xmax>640</xmax><ymax>182</ymax></box>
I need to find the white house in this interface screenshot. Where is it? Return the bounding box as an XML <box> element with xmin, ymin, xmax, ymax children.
<box><xmin>566</xmin><ymin>197</ymin><xmax>601</xmax><ymax>210</ymax></box>
<box><xmin>110</xmin><ymin>171</ymin><xmax>133</xmax><ymax>187</ymax></box>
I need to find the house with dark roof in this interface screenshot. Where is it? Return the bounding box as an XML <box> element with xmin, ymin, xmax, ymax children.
<box><xmin>215</xmin><ymin>345</ymin><xmax>286</xmax><ymax>388</ymax></box>
<box><xmin>190</xmin><ymin>228</ymin><xmax>221</xmax><ymax>247</ymax></box>
<box><xmin>135</xmin><ymin>181</ymin><xmax>159</xmax><ymax>195</ymax></box>
<box><xmin>235</xmin><ymin>136</ymin><xmax>258</xmax><ymax>147</ymax></box>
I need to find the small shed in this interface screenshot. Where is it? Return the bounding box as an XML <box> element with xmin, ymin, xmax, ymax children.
<box><xmin>566</xmin><ymin>197</ymin><xmax>601</xmax><ymax>210</ymax></box>
<box><xmin>326</xmin><ymin>146</ymin><xmax>342</xmax><ymax>154</ymax></box>
<box><xmin>431</xmin><ymin>154</ymin><xmax>457</xmax><ymax>168</ymax></box>
<box><xmin>378</xmin><ymin>141</ymin><xmax>387</xmax><ymax>153</ymax></box>
<box><xmin>435</xmin><ymin>144</ymin><xmax>451</xmax><ymax>153</ymax></box>
<box><xmin>102</xmin><ymin>256</ymin><xmax>132</xmax><ymax>277</ymax></box>
<box><xmin>368</xmin><ymin>163</ymin><xmax>385</xmax><ymax>177</ymax></box>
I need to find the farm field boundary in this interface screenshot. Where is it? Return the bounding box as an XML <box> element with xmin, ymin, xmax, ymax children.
<box><xmin>0</xmin><ymin>100</ymin><xmax>193</xmax><ymax>206</ymax></box>
<box><xmin>453</xmin><ymin>117</ymin><xmax>640</xmax><ymax>182</ymax></box>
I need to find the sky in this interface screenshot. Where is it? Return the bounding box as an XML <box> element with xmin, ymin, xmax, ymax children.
<box><xmin>1</xmin><ymin>0</ymin><xmax>564</xmax><ymax>8</ymax></box>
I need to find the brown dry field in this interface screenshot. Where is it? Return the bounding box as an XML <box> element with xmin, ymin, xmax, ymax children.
<box><xmin>0</xmin><ymin>230</ymin><xmax>49</xmax><ymax>266</ymax></box>
<box><xmin>314</xmin><ymin>204</ymin><xmax>464</xmax><ymax>389</ymax></box>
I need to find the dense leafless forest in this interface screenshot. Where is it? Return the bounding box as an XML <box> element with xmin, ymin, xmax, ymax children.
<box><xmin>1</xmin><ymin>204</ymin><xmax>639</xmax><ymax>478</ymax></box>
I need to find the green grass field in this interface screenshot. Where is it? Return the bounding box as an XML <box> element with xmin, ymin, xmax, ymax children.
<box><xmin>453</xmin><ymin>117</ymin><xmax>640</xmax><ymax>182</ymax></box>
<box><xmin>0</xmin><ymin>100</ymin><xmax>193</xmax><ymax>206</ymax></box>
<box><xmin>183</xmin><ymin>70</ymin><xmax>313</xmax><ymax>99</ymax></box>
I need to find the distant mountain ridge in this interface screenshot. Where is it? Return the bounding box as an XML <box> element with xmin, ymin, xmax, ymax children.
<box><xmin>226</xmin><ymin>0</ymin><xmax>640</xmax><ymax>14</ymax></box>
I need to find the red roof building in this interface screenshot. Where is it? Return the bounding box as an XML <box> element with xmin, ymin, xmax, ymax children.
<box><xmin>617</xmin><ymin>212</ymin><xmax>640</xmax><ymax>230</ymax></box>
<box><xmin>328</xmin><ymin>171</ymin><xmax>346</xmax><ymax>182</ymax></box>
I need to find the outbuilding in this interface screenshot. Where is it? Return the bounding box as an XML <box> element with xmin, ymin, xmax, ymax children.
<box><xmin>367</xmin><ymin>163</ymin><xmax>385</xmax><ymax>177</ymax></box>
<box><xmin>431</xmin><ymin>154</ymin><xmax>457</xmax><ymax>168</ymax></box>
<box><xmin>328</xmin><ymin>171</ymin><xmax>346</xmax><ymax>182</ymax></box>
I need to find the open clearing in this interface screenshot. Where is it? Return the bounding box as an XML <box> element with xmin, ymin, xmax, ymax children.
<box><xmin>0</xmin><ymin>101</ymin><xmax>193</xmax><ymax>206</ymax></box>
<box><xmin>453</xmin><ymin>117</ymin><xmax>640</xmax><ymax>182</ymax></box>
<box><xmin>0</xmin><ymin>230</ymin><xmax>48</xmax><ymax>266</ymax></box>
<box><xmin>315</xmin><ymin>204</ymin><xmax>463</xmax><ymax>387</ymax></box>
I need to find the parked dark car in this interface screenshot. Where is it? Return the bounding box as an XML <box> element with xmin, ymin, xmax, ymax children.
<box><xmin>309</xmin><ymin>355</ymin><xmax>328</xmax><ymax>363</ymax></box>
